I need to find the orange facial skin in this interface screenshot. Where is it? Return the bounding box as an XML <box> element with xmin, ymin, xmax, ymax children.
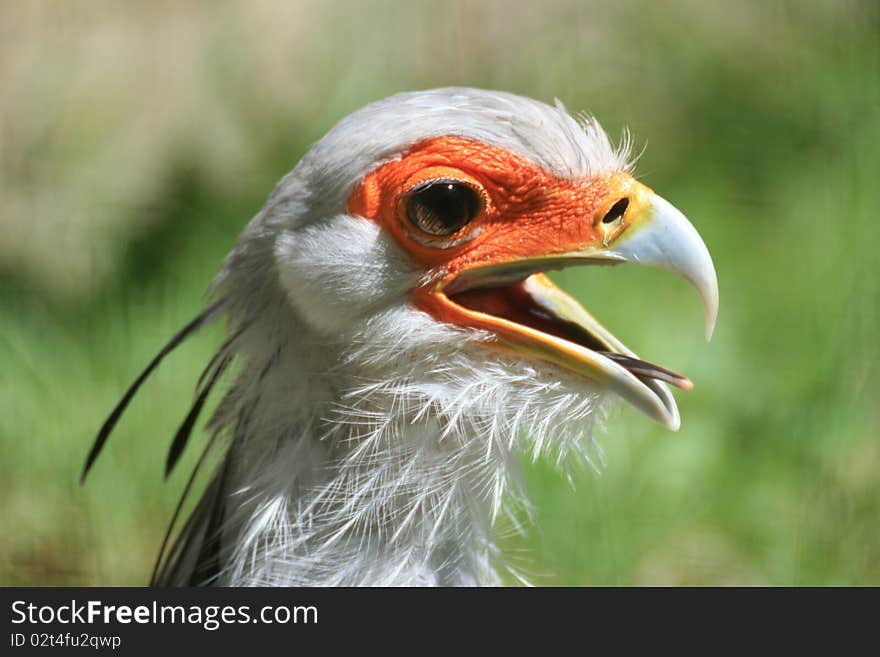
<box><xmin>346</xmin><ymin>136</ymin><xmax>638</xmax><ymax>348</ymax></box>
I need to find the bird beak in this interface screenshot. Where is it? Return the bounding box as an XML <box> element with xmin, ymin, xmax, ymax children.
<box><xmin>422</xmin><ymin>179</ymin><xmax>719</xmax><ymax>430</ymax></box>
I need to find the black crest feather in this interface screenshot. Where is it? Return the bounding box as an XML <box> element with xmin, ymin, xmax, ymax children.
<box><xmin>80</xmin><ymin>298</ymin><xmax>226</xmax><ymax>484</ymax></box>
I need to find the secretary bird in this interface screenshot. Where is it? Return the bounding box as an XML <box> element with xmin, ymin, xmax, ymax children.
<box><xmin>82</xmin><ymin>88</ymin><xmax>718</xmax><ymax>586</ymax></box>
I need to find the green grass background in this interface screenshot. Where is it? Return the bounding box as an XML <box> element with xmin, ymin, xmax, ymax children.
<box><xmin>2</xmin><ymin>1</ymin><xmax>878</xmax><ymax>585</ymax></box>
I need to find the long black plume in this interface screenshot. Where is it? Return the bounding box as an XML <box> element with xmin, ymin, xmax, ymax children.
<box><xmin>150</xmin><ymin>431</ymin><xmax>221</xmax><ymax>585</ymax></box>
<box><xmin>164</xmin><ymin>352</ymin><xmax>232</xmax><ymax>479</ymax></box>
<box><xmin>79</xmin><ymin>297</ymin><xmax>227</xmax><ymax>484</ymax></box>
<box><xmin>163</xmin><ymin>323</ymin><xmax>248</xmax><ymax>479</ymax></box>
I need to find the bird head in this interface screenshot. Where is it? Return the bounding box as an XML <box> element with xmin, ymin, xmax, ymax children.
<box><xmin>79</xmin><ymin>88</ymin><xmax>720</xmax><ymax>586</ymax></box>
<box><xmin>219</xmin><ymin>87</ymin><xmax>718</xmax><ymax>448</ymax></box>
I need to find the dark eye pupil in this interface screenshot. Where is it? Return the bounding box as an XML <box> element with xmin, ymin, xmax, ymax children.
<box><xmin>406</xmin><ymin>180</ymin><xmax>480</xmax><ymax>237</ymax></box>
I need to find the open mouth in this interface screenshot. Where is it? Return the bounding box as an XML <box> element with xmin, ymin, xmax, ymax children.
<box><xmin>423</xmin><ymin>258</ymin><xmax>691</xmax><ymax>430</ymax></box>
<box><xmin>451</xmin><ymin>276</ymin><xmax>692</xmax><ymax>385</ymax></box>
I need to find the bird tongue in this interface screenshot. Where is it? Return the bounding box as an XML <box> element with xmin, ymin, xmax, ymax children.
<box><xmin>597</xmin><ymin>352</ymin><xmax>692</xmax><ymax>391</ymax></box>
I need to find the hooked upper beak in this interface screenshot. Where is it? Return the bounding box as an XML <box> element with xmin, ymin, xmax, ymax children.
<box><xmin>584</xmin><ymin>184</ymin><xmax>719</xmax><ymax>341</ymax></box>
<box><xmin>417</xmin><ymin>178</ymin><xmax>719</xmax><ymax>430</ymax></box>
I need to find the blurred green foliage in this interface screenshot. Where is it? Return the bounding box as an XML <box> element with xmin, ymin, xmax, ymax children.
<box><xmin>1</xmin><ymin>0</ymin><xmax>878</xmax><ymax>585</ymax></box>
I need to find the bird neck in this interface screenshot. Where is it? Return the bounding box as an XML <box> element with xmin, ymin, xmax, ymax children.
<box><xmin>215</xmin><ymin>331</ymin><xmax>516</xmax><ymax>586</ymax></box>
<box><xmin>206</xmin><ymin>296</ymin><xmax>600</xmax><ymax>586</ymax></box>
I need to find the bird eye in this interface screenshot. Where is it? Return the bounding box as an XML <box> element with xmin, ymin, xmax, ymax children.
<box><xmin>405</xmin><ymin>180</ymin><xmax>482</xmax><ymax>237</ymax></box>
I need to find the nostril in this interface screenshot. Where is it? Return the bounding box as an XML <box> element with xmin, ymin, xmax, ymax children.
<box><xmin>602</xmin><ymin>198</ymin><xmax>629</xmax><ymax>224</ymax></box>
